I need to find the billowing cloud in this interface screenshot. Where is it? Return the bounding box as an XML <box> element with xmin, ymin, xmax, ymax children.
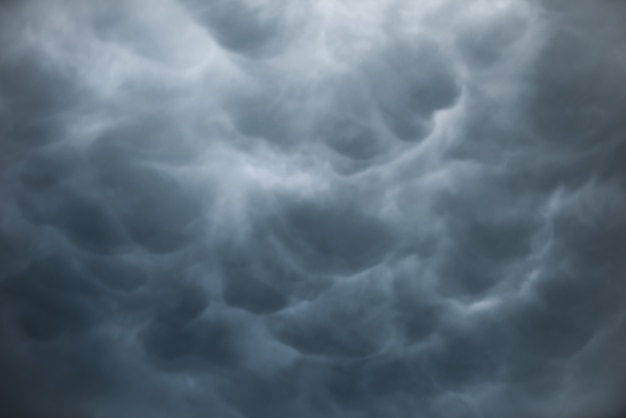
<box><xmin>1</xmin><ymin>0</ymin><xmax>626</xmax><ymax>417</ymax></box>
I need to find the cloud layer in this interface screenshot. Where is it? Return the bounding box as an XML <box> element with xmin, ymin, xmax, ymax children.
<box><xmin>1</xmin><ymin>0</ymin><xmax>626</xmax><ymax>417</ymax></box>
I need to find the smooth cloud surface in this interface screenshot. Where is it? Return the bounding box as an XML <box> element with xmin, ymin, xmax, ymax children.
<box><xmin>1</xmin><ymin>0</ymin><xmax>626</xmax><ymax>417</ymax></box>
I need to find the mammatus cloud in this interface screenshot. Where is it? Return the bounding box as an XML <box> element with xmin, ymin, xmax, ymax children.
<box><xmin>1</xmin><ymin>0</ymin><xmax>626</xmax><ymax>417</ymax></box>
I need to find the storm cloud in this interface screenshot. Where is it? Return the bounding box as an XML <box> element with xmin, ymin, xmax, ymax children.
<box><xmin>1</xmin><ymin>0</ymin><xmax>626</xmax><ymax>417</ymax></box>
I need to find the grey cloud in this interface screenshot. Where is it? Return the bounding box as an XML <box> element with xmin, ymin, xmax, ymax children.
<box><xmin>1</xmin><ymin>0</ymin><xmax>626</xmax><ymax>417</ymax></box>
<box><xmin>180</xmin><ymin>0</ymin><xmax>298</xmax><ymax>58</ymax></box>
<box><xmin>368</xmin><ymin>36</ymin><xmax>461</xmax><ymax>141</ymax></box>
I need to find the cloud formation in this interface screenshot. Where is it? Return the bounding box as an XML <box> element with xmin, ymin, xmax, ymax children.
<box><xmin>1</xmin><ymin>0</ymin><xmax>626</xmax><ymax>417</ymax></box>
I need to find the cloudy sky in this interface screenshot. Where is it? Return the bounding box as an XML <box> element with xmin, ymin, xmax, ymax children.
<box><xmin>1</xmin><ymin>0</ymin><xmax>626</xmax><ymax>417</ymax></box>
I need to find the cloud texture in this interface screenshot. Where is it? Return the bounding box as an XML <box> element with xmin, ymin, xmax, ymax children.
<box><xmin>1</xmin><ymin>0</ymin><xmax>626</xmax><ymax>417</ymax></box>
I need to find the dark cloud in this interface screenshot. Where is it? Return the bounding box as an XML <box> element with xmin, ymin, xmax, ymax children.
<box><xmin>180</xmin><ymin>0</ymin><xmax>298</xmax><ymax>58</ymax></box>
<box><xmin>369</xmin><ymin>36</ymin><xmax>461</xmax><ymax>141</ymax></box>
<box><xmin>1</xmin><ymin>0</ymin><xmax>626</xmax><ymax>417</ymax></box>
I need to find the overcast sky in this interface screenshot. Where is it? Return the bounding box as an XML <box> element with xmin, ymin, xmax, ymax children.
<box><xmin>1</xmin><ymin>0</ymin><xmax>626</xmax><ymax>417</ymax></box>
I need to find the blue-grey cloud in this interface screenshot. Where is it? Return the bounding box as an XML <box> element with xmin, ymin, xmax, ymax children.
<box><xmin>1</xmin><ymin>0</ymin><xmax>626</xmax><ymax>417</ymax></box>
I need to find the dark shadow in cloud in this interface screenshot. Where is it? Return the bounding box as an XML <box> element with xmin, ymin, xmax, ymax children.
<box><xmin>180</xmin><ymin>0</ymin><xmax>293</xmax><ymax>58</ymax></box>
<box><xmin>525</xmin><ymin>0</ymin><xmax>626</xmax><ymax>173</ymax></box>
<box><xmin>225</xmin><ymin>83</ymin><xmax>307</xmax><ymax>149</ymax></box>
<box><xmin>222</xmin><ymin>263</ymin><xmax>289</xmax><ymax>315</ymax></box>
<box><xmin>392</xmin><ymin>275</ymin><xmax>441</xmax><ymax>344</ymax></box>
<box><xmin>89</xmin><ymin>137</ymin><xmax>205</xmax><ymax>254</ymax></box>
<box><xmin>455</xmin><ymin>10</ymin><xmax>528</xmax><ymax>69</ymax></box>
<box><xmin>86</xmin><ymin>254</ymin><xmax>148</xmax><ymax>291</ymax></box>
<box><xmin>275</xmin><ymin>197</ymin><xmax>395</xmax><ymax>275</ymax></box>
<box><xmin>314</xmin><ymin>77</ymin><xmax>392</xmax><ymax>163</ymax></box>
<box><xmin>18</xmin><ymin>146</ymin><xmax>83</xmax><ymax>192</ymax></box>
<box><xmin>431</xmin><ymin>176</ymin><xmax>539</xmax><ymax>298</ymax></box>
<box><xmin>140</xmin><ymin>311</ymin><xmax>243</xmax><ymax>373</ymax></box>
<box><xmin>369</xmin><ymin>37</ymin><xmax>461</xmax><ymax>141</ymax></box>
<box><xmin>270</xmin><ymin>278</ymin><xmax>392</xmax><ymax>359</ymax></box>
<box><xmin>0</xmin><ymin>45</ymin><xmax>88</xmax><ymax>167</ymax></box>
<box><xmin>51</xmin><ymin>193</ymin><xmax>130</xmax><ymax>254</ymax></box>
<box><xmin>321</xmin><ymin>116</ymin><xmax>385</xmax><ymax>161</ymax></box>
<box><xmin>6</xmin><ymin>256</ymin><xmax>101</xmax><ymax>342</ymax></box>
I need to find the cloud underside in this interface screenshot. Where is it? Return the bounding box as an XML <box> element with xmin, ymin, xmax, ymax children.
<box><xmin>1</xmin><ymin>0</ymin><xmax>626</xmax><ymax>417</ymax></box>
